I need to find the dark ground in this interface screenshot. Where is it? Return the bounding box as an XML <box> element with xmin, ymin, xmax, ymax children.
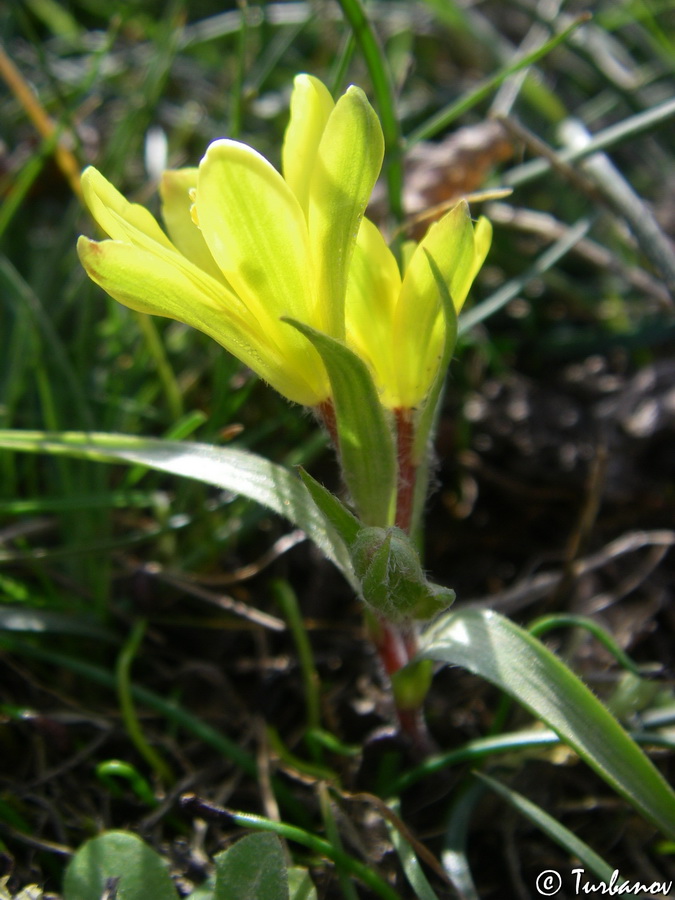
<box><xmin>2</xmin><ymin>340</ymin><xmax>674</xmax><ymax>899</ymax></box>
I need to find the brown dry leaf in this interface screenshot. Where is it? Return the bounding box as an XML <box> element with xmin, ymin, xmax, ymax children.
<box><xmin>370</xmin><ymin>120</ymin><xmax>513</xmax><ymax>237</ymax></box>
<box><xmin>405</xmin><ymin>121</ymin><xmax>513</xmax><ymax>216</ymax></box>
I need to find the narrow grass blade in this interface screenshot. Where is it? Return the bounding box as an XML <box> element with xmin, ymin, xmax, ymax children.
<box><xmin>458</xmin><ymin>218</ymin><xmax>592</xmax><ymax>335</ymax></box>
<box><xmin>335</xmin><ymin>0</ymin><xmax>404</xmax><ymax>220</ymax></box>
<box><xmin>406</xmin><ymin>15</ymin><xmax>590</xmax><ymax>146</ymax></box>
<box><xmin>389</xmin><ymin>822</ymin><xmax>442</xmax><ymax>900</ymax></box>
<box><xmin>476</xmin><ymin>772</ymin><xmax>619</xmax><ymax>885</ymax></box>
<box><xmin>116</xmin><ymin>620</ymin><xmax>174</xmax><ymax>784</ymax></box>
<box><xmin>528</xmin><ymin>614</ymin><xmax>642</xmax><ymax>676</ymax></box>
<box><xmin>503</xmin><ymin>97</ymin><xmax>675</xmax><ymax>189</ymax></box>
<box><xmin>442</xmin><ymin>780</ymin><xmax>484</xmax><ymax>900</ymax></box>
<box><xmin>0</xmin><ymin>607</ymin><xmax>115</xmax><ymax>641</ymax></box>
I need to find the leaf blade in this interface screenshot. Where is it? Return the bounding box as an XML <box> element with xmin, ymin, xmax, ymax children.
<box><xmin>214</xmin><ymin>833</ymin><xmax>288</xmax><ymax>900</ymax></box>
<box><xmin>286</xmin><ymin>322</ymin><xmax>397</xmax><ymax>526</ymax></box>
<box><xmin>420</xmin><ymin>608</ymin><xmax>675</xmax><ymax>837</ymax></box>
<box><xmin>63</xmin><ymin>830</ymin><xmax>180</xmax><ymax>900</ymax></box>
<box><xmin>0</xmin><ymin>430</ymin><xmax>355</xmax><ymax>587</ymax></box>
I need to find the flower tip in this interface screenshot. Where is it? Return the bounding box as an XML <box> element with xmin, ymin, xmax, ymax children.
<box><xmin>344</xmin><ymin>84</ymin><xmax>370</xmax><ymax>107</ymax></box>
<box><xmin>79</xmin><ymin>165</ymin><xmax>117</xmax><ymax>210</ymax></box>
<box><xmin>200</xmin><ymin>137</ymin><xmax>255</xmax><ymax>170</ymax></box>
<box><xmin>80</xmin><ymin>165</ymin><xmax>103</xmax><ymax>187</ymax></box>
<box><xmin>79</xmin><ymin>165</ymin><xmax>96</xmax><ymax>195</ymax></box>
<box><xmin>293</xmin><ymin>72</ymin><xmax>330</xmax><ymax>94</ymax></box>
<box><xmin>76</xmin><ymin>234</ymin><xmax>102</xmax><ymax>273</ymax></box>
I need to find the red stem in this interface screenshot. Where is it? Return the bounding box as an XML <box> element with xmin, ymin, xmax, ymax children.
<box><xmin>369</xmin><ymin>616</ymin><xmax>432</xmax><ymax>754</ymax></box>
<box><xmin>318</xmin><ymin>398</ymin><xmax>432</xmax><ymax>751</ymax></box>
<box><xmin>394</xmin><ymin>407</ymin><xmax>416</xmax><ymax>534</ymax></box>
<box><xmin>317</xmin><ymin>398</ymin><xmax>338</xmax><ymax>449</ymax></box>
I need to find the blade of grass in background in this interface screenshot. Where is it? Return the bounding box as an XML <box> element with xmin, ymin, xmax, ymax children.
<box><xmin>406</xmin><ymin>15</ymin><xmax>591</xmax><ymax>146</ymax></box>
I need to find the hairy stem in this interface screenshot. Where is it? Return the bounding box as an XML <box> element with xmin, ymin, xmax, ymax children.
<box><xmin>394</xmin><ymin>407</ymin><xmax>416</xmax><ymax>534</ymax></box>
<box><xmin>319</xmin><ymin>398</ymin><xmax>432</xmax><ymax>752</ymax></box>
<box><xmin>318</xmin><ymin>397</ymin><xmax>338</xmax><ymax>449</ymax></box>
<box><xmin>369</xmin><ymin>616</ymin><xmax>433</xmax><ymax>754</ymax></box>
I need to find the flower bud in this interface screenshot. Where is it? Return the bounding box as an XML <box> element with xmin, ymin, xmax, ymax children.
<box><xmin>350</xmin><ymin>526</ymin><xmax>455</xmax><ymax>622</ymax></box>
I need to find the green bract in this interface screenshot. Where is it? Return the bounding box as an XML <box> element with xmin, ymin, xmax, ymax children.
<box><xmin>351</xmin><ymin>526</ymin><xmax>455</xmax><ymax>621</ymax></box>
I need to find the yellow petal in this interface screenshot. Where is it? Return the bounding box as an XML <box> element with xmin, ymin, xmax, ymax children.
<box><xmin>473</xmin><ymin>216</ymin><xmax>493</xmax><ymax>279</ymax></box>
<box><xmin>160</xmin><ymin>168</ymin><xmax>225</xmax><ymax>283</ymax></box>
<box><xmin>77</xmin><ymin>236</ymin><xmax>328</xmax><ymax>406</ymax></box>
<box><xmin>308</xmin><ymin>86</ymin><xmax>384</xmax><ymax>337</ymax></box>
<box><xmin>393</xmin><ymin>203</ymin><xmax>491</xmax><ymax>408</ymax></box>
<box><xmin>196</xmin><ymin>140</ymin><xmax>315</xmax><ymax>327</ymax></box>
<box><xmin>282</xmin><ymin>74</ymin><xmax>334</xmax><ymax>214</ymax></box>
<box><xmin>345</xmin><ymin>217</ymin><xmax>401</xmax><ymax>401</ymax></box>
<box><xmin>80</xmin><ymin>167</ymin><xmax>174</xmax><ymax>251</ymax></box>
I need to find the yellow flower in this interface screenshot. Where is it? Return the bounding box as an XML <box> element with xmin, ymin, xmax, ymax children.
<box><xmin>78</xmin><ymin>74</ymin><xmax>491</xmax><ymax>412</ymax></box>
<box><xmin>78</xmin><ymin>75</ymin><xmax>383</xmax><ymax>406</ymax></box>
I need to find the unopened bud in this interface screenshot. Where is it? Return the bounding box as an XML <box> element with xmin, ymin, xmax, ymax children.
<box><xmin>350</xmin><ymin>526</ymin><xmax>455</xmax><ymax>622</ymax></box>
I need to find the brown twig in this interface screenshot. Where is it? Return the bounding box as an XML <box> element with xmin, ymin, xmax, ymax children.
<box><xmin>0</xmin><ymin>42</ymin><xmax>81</xmax><ymax>197</ymax></box>
<box><xmin>465</xmin><ymin>529</ymin><xmax>675</xmax><ymax>614</ymax></box>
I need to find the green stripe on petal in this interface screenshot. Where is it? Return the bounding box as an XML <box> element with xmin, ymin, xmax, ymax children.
<box><xmin>77</xmin><ymin>237</ymin><xmax>328</xmax><ymax>407</ymax></box>
<box><xmin>81</xmin><ymin>167</ymin><xmax>175</xmax><ymax>250</ymax></box>
<box><xmin>196</xmin><ymin>140</ymin><xmax>315</xmax><ymax>327</ymax></box>
<box><xmin>308</xmin><ymin>86</ymin><xmax>384</xmax><ymax>338</ymax></box>
<box><xmin>282</xmin><ymin>74</ymin><xmax>334</xmax><ymax>214</ymax></box>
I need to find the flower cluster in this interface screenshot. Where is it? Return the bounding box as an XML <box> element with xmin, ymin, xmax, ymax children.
<box><xmin>78</xmin><ymin>74</ymin><xmax>491</xmax><ymax>412</ymax></box>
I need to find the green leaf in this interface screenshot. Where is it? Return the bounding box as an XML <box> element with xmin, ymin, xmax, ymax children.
<box><xmin>221</xmin><ymin>808</ymin><xmax>400</xmax><ymax>900</ymax></box>
<box><xmin>213</xmin><ymin>833</ymin><xmax>288</xmax><ymax>900</ymax></box>
<box><xmin>419</xmin><ymin>608</ymin><xmax>675</xmax><ymax>837</ymax></box>
<box><xmin>0</xmin><ymin>430</ymin><xmax>355</xmax><ymax>589</ymax></box>
<box><xmin>476</xmin><ymin>772</ymin><xmax>618</xmax><ymax>885</ymax></box>
<box><xmin>288</xmin><ymin>868</ymin><xmax>317</xmax><ymax>900</ymax></box>
<box><xmin>351</xmin><ymin>526</ymin><xmax>454</xmax><ymax>621</ymax></box>
<box><xmin>335</xmin><ymin>0</ymin><xmax>404</xmax><ymax>221</ymax></box>
<box><xmin>63</xmin><ymin>830</ymin><xmax>180</xmax><ymax>900</ymax></box>
<box><xmin>297</xmin><ymin>468</ymin><xmax>361</xmax><ymax>547</ymax></box>
<box><xmin>285</xmin><ymin>321</ymin><xmax>397</xmax><ymax>526</ymax></box>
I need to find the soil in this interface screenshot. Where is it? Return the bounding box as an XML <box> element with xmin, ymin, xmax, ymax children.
<box><xmin>2</xmin><ymin>343</ymin><xmax>674</xmax><ymax>899</ymax></box>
